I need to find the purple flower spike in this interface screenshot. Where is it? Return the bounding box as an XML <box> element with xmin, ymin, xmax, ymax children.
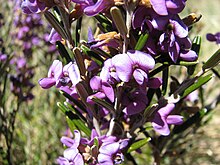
<box><xmin>152</xmin><ymin>103</ymin><xmax>183</xmax><ymax>136</ymax></box>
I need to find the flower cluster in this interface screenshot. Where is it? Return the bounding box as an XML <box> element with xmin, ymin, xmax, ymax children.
<box><xmin>21</xmin><ymin>0</ymin><xmax>209</xmax><ymax>164</ymax></box>
<box><xmin>57</xmin><ymin>130</ymin><xmax>128</xmax><ymax>165</ymax></box>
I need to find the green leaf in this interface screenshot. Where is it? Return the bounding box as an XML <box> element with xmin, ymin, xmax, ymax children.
<box><xmin>66</xmin><ymin>117</ymin><xmax>77</xmax><ymax>133</ymax></box>
<box><xmin>91</xmin><ymin>97</ymin><xmax>115</xmax><ymax>114</ymax></box>
<box><xmin>110</xmin><ymin>7</ymin><xmax>127</xmax><ymax>37</ymax></box>
<box><xmin>95</xmin><ymin>14</ymin><xmax>113</xmax><ymax>32</ymax></box>
<box><xmin>57</xmin><ymin>102</ymin><xmax>91</xmax><ymax>137</ymax></box>
<box><xmin>66</xmin><ymin>110</ymin><xmax>91</xmax><ymax>137</ymax></box>
<box><xmin>127</xmin><ymin>138</ymin><xmax>151</xmax><ymax>153</ymax></box>
<box><xmin>191</xmin><ymin>35</ymin><xmax>202</xmax><ymax>55</ymax></box>
<box><xmin>187</xmin><ymin>36</ymin><xmax>201</xmax><ymax>75</ymax></box>
<box><xmin>75</xmin><ymin>17</ymin><xmax>82</xmax><ymax>46</ymax></box>
<box><xmin>60</xmin><ymin>90</ymin><xmax>86</xmax><ymax>113</ymax></box>
<box><xmin>56</xmin><ymin>41</ymin><xmax>72</xmax><ymax>63</ymax></box>
<box><xmin>181</xmin><ymin>73</ymin><xmax>213</xmax><ymax>99</ymax></box>
<box><xmin>173</xmin><ymin>108</ymin><xmax>208</xmax><ymax>134</ymax></box>
<box><xmin>44</xmin><ymin>11</ymin><xmax>68</xmax><ymax>40</ymax></box>
<box><xmin>80</xmin><ymin>45</ymin><xmax>103</xmax><ymax>66</ymax></box>
<box><xmin>162</xmin><ymin>66</ymin><xmax>169</xmax><ymax>95</ymax></box>
<box><xmin>135</xmin><ymin>33</ymin><xmax>149</xmax><ymax>51</ymax></box>
<box><xmin>179</xmin><ymin>60</ymin><xmax>199</xmax><ymax>66</ymax></box>
<box><xmin>203</xmin><ymin>49</ymin><xmax>220</xmax><ymax>71</ymax></box>
<box><xmin>94</xmin><ymin>137</ymin><xmax>99</xmax><ymax>148</ymax></box>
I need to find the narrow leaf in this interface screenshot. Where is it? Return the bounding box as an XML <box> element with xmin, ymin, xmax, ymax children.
<box><xmin>127</xmin><ymin>138</ymin><xmax>151</xmax><ymax>153</ymax></box>
<box><xmin>181</xmin><ymin>73</ymin><xmax>213</xmax><ymax>98</ymax></box>
<box><xmin>80</xmin><ymin>45</ymin><xmax>103</xmax><ymax>66</ymax></box>
<box><xmin>203</xmin><ymin>49</ymin><xmax>220</xmax><ymax>71</ymax></box>
<box><xmin>110</xmin><ymin>7</ymin><xmax>127</xmax><ymax>37</ymax></box>
<box><xmin>44</xmin><ymin>11</ymin><xmax>68</xmax><ymax>40</ymax></box>
<box><xmin>57</xmin><ymin>102</ymin><xmax>91</xmax><ymax>136</ymax></box>
<box><xmin>66</xmin><ymin>110</ymin><xmax>91</xmax><ymax>137</ymax></box>
<box><xmin>56</xmin><ymin>41</ymin><xmax>72</xmax><ymax>63</ymax></box>
<box><xmin>91</xmin><ymin>97</ymin><xmax>115</xmax><ymax>114</ymax></box>
<box><xmin>187</xmin><ymin>36</ymin><xmax>201</xmax><ymax>75</ymax></box>
<box><xmin>162</xmin><ymin>66</ymin><xmax>169</xmax><ymax>95</ymax></box>
<box><xmin>135</xmin><ymin>33</ymin><xmax>149</xmax><ymax>51</ymax></box>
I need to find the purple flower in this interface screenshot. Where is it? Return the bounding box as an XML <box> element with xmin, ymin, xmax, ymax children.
<box><xmin>0</xmin><ymin>53</ymin><xmax>7</xmax><ymax>61</ymax></box>
<box><xmin>87</xmin><ymin>76</ymin><xmax>115</xmax><ymax>103</ymax></box>
<box><xmin>57</xmin><ymin>130</ymin><xmax>84</xmax><ymax>165</ymax></box>
<box><xmin>38</xmin><ymin>60</ymin><xmax>81</xmax><ymax>89</ymax></box>
<box><xmin>150</xmin><ymin>0</ymin><xmax>187</xmax><ymax>15</ymax></box>
<box><xmin>21</xmin><ymin>0</ymin><xmax>46</xmax><ymax>14</ymax></box>
<box><xmin>72</xmin><ymin>0</ymin><xmax>114</xmax><ymax>16</ymax></box>
<box><xmin>146</xmin><ymin>77</ymin><xmax>162</xmax><ymax>89</ymax></box>
<box><xmin>112</xmin><ymin>50</ymin><xmax>155</xmax><ymax>84</ymax></box>
<box><xmin>122</xmin><ymin>89</ymin><xmax>148</xmax><ymax>115</ymax></box>
<box><xmin>152</xmin><ymin>103</ymin><xmax>183</xmax><ymax>136</ymax></box>
<box><xmin>98</xmin><ymin>138</ymin><xmax>128</xmax><ymax>165</ymax></box>
<box><xmin>100</xmin><ymin>58</ymin><xmax>120</xmax><ymax>84</ymax></box>
<box><xmin>48</xmin><ymin>28</ymin><xmax>62</xmax><ymax>44</ymax></box>
<box><xmin>206</xmin><ymin>32</ymin><xmax>220</xmax><ymax>44</ymax></box>
<box><xmin>155</xmin><ymin>16</ymin><xmax>194</xmax><ymax>62</ymax></box>
<box><xmin>38</xmin><ymin>60</ymin><xmax>63</xmax><ymax>89</ymax></box>
<box><xmin>132</xmin><ymin>6</ymin><xmax>157</xmax><ymax>31</ymax></box>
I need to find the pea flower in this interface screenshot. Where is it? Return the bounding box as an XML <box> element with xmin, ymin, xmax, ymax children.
<box><xmin>38</xmin><ymin>60</ymin><xmax>81</xmax><ymax>89</ymax></box>
<box><xmin>87</xmin><ymin>76</ymin><xmax>115</xmax><ymax>103</ymax></box>
<box><xmin>150</xmin><ymin>0</ymin><xmax>187</xmax><ymax>16</ymax></box>
<box><xmin>152</xmin><ymin>103</ymin><xmax>183</xmax><ymax>136</ymax></box>
<box><xmin>98</xmin><ymin>137</ymin><xmax>128</xmax><ymax>165</ymax></box>
<box><xmin>57</xmin><ymin>130</ymin><xmax>84</xmax><ymax>165</ymax></box>
<box><xmin>112</xmin><ymin>50</ymin><xmax>155</xmax><ymax>84</ymax></box>
<box><xmin>72</xmin><ymin>0</ymin><xmax>114</xmax><ymax>16</ymax></box>
<box><xmin>38</xmin><ymin>60</ymin><xmax>63</xmax><ymax>89</ymax></box>
<box><xmin>21</xmin><ymin>0</ymin><xmax>46</xmax><ymax>14</ymax></box>
<box><xmin>121</xmin><ymin>88</ymin><xmax>148</xmax><ymax>115</ymax></box>
<box><xmin>206</xmin><ymin>32</ymin><xmax>220</xmax><ymax>44</ymax></box>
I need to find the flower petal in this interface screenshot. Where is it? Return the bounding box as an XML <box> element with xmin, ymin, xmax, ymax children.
<box><xmin>166</xmin><ymin>115</ymin><xmax>183</xmax><ymax>125</ymax></box>
<box><xmin>128</xmin><ymin>50</ymin><xmax>155</xmax><ymax>71</ymax></box>
<box><xmin>102</xmin><ymin>82</ymin><xmax>115</xmax><ymax>102</ymax></box>
<box><xmin>38</xmin><ymin>77</ymin><xmax>56</xmax><ymax>89</ymax></box>
<box><xmin>150</xmin><ymin>0</ymin><xmax>168</xmax><ymax>15</ymax></box>
<box><xmin>123</xmin><ymin>100</ymin><xmax>146</xmax><ymax>115</ymax></box>
<box><xmin>147</xmin><ymin>77</ymin><xmax>162</xmax><ymax>89</ymax></box>
<box><xmin>60</xmin><ymin>136</ymin><xmax>75</xmax><ymax>148</ymax></box>
<box><xmin>112</xmin><ymin>54</ymin><xmax>133</xmax><ymax>82</ymax></box>
<box><xmin>84</xmin><ymin>0</ymin><xmax>112</xmax><ymax>16</ymax></box>
<box><xmin>152</xmin><ymin>113</ymin><xmax>170</xmax><ymax>136</ymax></box>
<box><xmin>63</xmin><ymin>148</ymin><xmax>79</xmax><ymax>161</ymax></box>
<box><xmin>180</xmin><ymin>50</ymin><xmax>198</xmax><ymax>62</ymax></box>
<box><xmin>158</xmin><ymin>103</ymin><xmax>175</xmax><ymax>117</ymax></box>
<box><xmin>170</xmin><ymin>19</ymin><xmax>188</xmax><ymax>38</ymax></box>
<box><xmin>99</xmin><ymin>142</ymin><xmax>120</xmax><ymax>155</ymax></box>
<box><xmin>74</xmin><ymin>153</ymin><xmax>84</xmax><ymax>165</ymax></box>
<box><xmin>133</xmin><ymin>69</ymin><xmax>147</xmax><ymax>85</ymax></box>
<box><xmin>90</xmin><ymin>76</ymin><xmax>102</xmax><ymax>91</ymax></box>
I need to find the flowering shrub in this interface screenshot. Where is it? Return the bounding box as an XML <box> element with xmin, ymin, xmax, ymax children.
<box><xmin>20</xmin><ymin>0</ymin><xmax>220</xmax><ymax>164</ymax></box>
<box><xmin>1</xmin><ymin>0</ymin><xmax>219</xmax><ymax>164</ymax></box>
